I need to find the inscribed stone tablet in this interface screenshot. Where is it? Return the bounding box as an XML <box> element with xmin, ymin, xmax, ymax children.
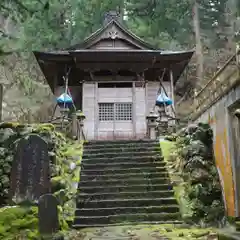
<box><xmin>10</xmin><ymin>134</ymin><xmax>51</xmax><ymax>203</ymax></box>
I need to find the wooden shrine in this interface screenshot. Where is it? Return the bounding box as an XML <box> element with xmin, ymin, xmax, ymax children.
<box><xmin>34</xmin><ymin>11</ymin><xmax>194</xmax><ymax>140</ymax></box>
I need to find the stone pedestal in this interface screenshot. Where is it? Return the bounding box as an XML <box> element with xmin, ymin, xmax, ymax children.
<box><xmin>146</xmin><ymin>111</ymin><xmax>158</xmax><ymax>140</ymax></box>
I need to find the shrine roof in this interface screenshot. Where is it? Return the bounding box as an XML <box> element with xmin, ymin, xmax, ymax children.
<box><xmin>33</xmin><ymin>15</ymin><xmax>194</xmax><ymax>91</ymax></box>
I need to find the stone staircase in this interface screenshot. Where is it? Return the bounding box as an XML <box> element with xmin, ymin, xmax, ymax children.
<box><xmin>73</xmin><ymin>140</ymin><xmax>181</xmax><ymax>228</ymax></box>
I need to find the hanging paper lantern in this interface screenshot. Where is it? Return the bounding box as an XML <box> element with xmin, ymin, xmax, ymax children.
<box><xmin>56</xmin><ymin>93</ymin><xmax>73</xmax><ymax>108</ymax></box>
<box><xmin>156</xmin><ymin>91</ymin><xmax>173</xmax><ymax>106</ymax></box>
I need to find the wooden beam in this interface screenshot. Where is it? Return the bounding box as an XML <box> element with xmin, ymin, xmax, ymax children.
<box><xmin>170</xmin><ymin>69</ymin><xmax>175</xmax><ymax>110</ymax></box>
<box><xmin>75</xmin><ymin>62</ymin><xmax>154</xmax><ymax>71</ymax></box>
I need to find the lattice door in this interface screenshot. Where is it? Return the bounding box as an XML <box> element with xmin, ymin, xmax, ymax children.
<box><xmin>98</xmin><ymin>103</ymin><xmax>133</xmax><ymax>139</ymax></box>
<box><xmin>99</xmin><ymin>103</ymin><xmax>132</xmax><ymax>121</ymax></box>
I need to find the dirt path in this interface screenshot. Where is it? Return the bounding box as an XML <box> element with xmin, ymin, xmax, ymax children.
<box><xmin>70</xmin><ymin>224</ymin><xmax>217</xmax><ymax>240</ymax></box>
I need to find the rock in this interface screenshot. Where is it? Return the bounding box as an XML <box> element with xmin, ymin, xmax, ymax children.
<box><xmin>70</xmin><ymin>162</ymin><xmax>76</xmax><ymax>170</ymax></box>
<box><xmin>184</xmin><ymin>156</ymin><xmax>206</xmax><ymax>170</ymax></box>
<box><xmin>178</xmin><ymin>232</ymin><xmax>184</xmax><ymax>237</ymax></box>
<box><xmin>51</xmin><ymin>176</ymin><xmax>67</xmax><ymax>192</ymax></box>
<box><xmin>207</xmin><ymin>233</ymin><xmax>218</xmax><ymax>240</ymax></box>
<box><xmin>17</xmin><ymin>126</ymin><xmax>33</xmax><ymax>136</ymax></box>
<box><xmin>0</xmin><ymin>128</ymin><xmax>15</xmax><ymax>145</ymax></box>
<box><xmin>127</xmin><ymin>230</ymin><xmax>136</xmax><ymax>236</ymax></box>
<box><xmin>57</xmin><ymin>189</ymin><xmax>67</xmax><ymax>205</ymax></box>
<box><xmin>187</xmin><ymin>124</ymin><xmax>198</xmax><ymax>134</ymax></box>
<box><xmin>38</xmin><ymin>194</ymin><xmax>59</xmax><ymax>236</ymax></box>
<box><xmin>190</xmin><ymin>168</ymin><xmax>210</xmax><ymax>183</ymax></box>
<box><xmin>72</xmin><ymin>182</ymin><xmax>78</xmax><ymax>190</ymax></box>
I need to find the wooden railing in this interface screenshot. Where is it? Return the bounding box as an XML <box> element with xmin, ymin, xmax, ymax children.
<box><xmin>191</xmin><ymin>49</ymin><xmax>240</xmax><ymax>120</ymax></box>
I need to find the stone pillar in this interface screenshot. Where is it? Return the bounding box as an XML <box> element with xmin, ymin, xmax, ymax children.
<box><xmin>146</xmin><ymin>111</ymin><xmax>158</xmax><ymax>140</ymax></box>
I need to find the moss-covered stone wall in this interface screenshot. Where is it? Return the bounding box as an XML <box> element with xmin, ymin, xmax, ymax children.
<box><xmin>164</xmin><ymin>123</ymin><xmax>224</xmax><ymax>225</ymax></box>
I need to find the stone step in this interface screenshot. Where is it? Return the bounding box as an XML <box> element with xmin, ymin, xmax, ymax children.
<box><xmin>82</xmin><ymin>154</ymin><xmax>164</xmax><ymax>163</ymax></box>
<box><xmin>84</xmin><ymin>146</ymin><xmax>160</xmax><ymax>154</ymax></box>
<box><xmin>76</xmin><ymin>205</ymin><xmax>179</xmax><ymax>216</ymax></box>
<box><xmin>81</xmin><ymin>161</ymin><xmax>166</xmax><ymax>170</ymax></box>
<box><xmin>78</xmin><ymin>177</ymin><xmax>169</xmax><ymax>188</ymax></box>
<box><xmin>73</xmin><ymin>220</ymin><xmax>183</xmax><ymax>228</ymax></box>
<box><xmin>79</xmin><ymin>184</ymin><xmax>172</xmax><ymax>193</ymax></box>
<box><xmin>81</xmin><ymin>167</ymin><xmax>167</xmax><ymax>175</ymax></box>
<box><xmin>78</xmin><ymin>190</ymin><xmax>175</xmax><ymax>201</ymax></box>
<box><xmin>80</xmin><ymin>172</ymin><xmax>169</xmax><ymax>181</ymax></box>
<box><xmin>84</xmin><ymin>142</ymin><xmax>159</xmax><ymax>150</ymax></box>
<box><xmin>85</xmin><ymin>139</ymin><xmax>158</xmax><ymax>145</ymax></box>
<box><xmin>83</xmin><ymin>151</ymin><xmax>162</xmax><ymax>159</ymax></box>
<box><xmin>77</xmin><ymin>198</ymin><xmax>177</xmax><ymax>208</ymax></box>
<box><xmin>74</xmin><ymin>212</ymin><xmax>181</xmax><ymax>225</ymax></box>
<box><xmin>82</xmin><ymin>157</ymin><xmax>164</xmax><ymax>165</ymax></box>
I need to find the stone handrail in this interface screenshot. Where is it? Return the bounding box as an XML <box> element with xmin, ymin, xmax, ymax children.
<box><xmin>191</xmin><ymin>49</ymin><xmax>240</xmax><ymax>121</ymax></box>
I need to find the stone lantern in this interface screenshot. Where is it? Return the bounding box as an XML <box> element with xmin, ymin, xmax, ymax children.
<box><xmin>146</xmin><ymin>110</ymin><xmax>158</xmax><ymax>140</ymax></box>
<box><xmin>75</xmin><ymin>110</ymin><xmax>86</xmax><ymax>140</ymax></box>
<box><xmin>76</xmin><ymin>110</ymin><xmax>86</xmax><ymax>128</ymax></box>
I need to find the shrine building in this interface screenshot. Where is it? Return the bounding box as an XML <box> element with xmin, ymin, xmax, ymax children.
<box><xmin>34</xmin><ymin>11</ymin><xmax>194</xmax><ymax>140</ymax></box>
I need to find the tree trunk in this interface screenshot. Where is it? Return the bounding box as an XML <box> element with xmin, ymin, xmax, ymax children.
<box><xmin>192</xmin><ymin>0</ymin><xmax>204</xmax><ymax>92</ymax></box>
<box><xmin>225</xmin><ymin>0</ymin><xmax>237</xmax><ymax>54</ymax></box>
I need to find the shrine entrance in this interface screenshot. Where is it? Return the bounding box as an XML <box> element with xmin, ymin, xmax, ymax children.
<box><xmin>97</xmin><ymin>82</ymin><xmax>134</xmax><ymax>140</ymax></box>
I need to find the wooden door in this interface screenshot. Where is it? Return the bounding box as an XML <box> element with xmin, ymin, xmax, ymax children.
<box><xmin>97</xmin><ymin>83</ymin><xmax>134</xmax><ymax>140</ymax></box>
<box><xmin>98</xmin><ymin>102</ymin><xmax>133</xmax><ymax>140</ymax></box>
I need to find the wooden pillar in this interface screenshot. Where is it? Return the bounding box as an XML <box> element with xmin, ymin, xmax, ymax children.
<box><xmin>170</xmin><ymin>69</ymin><xmax>175</xmax><ymax>110</ymax></box>
<box><xmin>94</xmin><ymin>82</ymin><xmax>98</xmax><ymax>140</ymax></box>
<box><xmin>71</xmin><ymin>112</ymin><xmax>78</xmax><ymax>139</ymax></box>
<box><xmin>132</xmin><ymin>82</ymin><xmax>137</xmax><ymax>139</ymax></box>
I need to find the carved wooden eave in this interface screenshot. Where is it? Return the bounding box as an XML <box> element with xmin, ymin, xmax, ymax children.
<box><xmin>34</xmin><ymin>49</ymin><xmax>194</xmax><ymax>91</ymax></box>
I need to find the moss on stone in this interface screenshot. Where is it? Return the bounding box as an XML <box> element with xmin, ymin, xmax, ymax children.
<box><xmin>160</xmin><ymin>140</ymin><xmax>174</xmax><ymax>161</ymax></box>
<box><xmin>0</xmin><ymin>122</ymin><xmax>83</xmax><ymax>236</ymax></box>
<box><xmin>0</xmin><ymin>122</ymin><xmax>22</xmax><ymax>129</ymax></box>
<box><xmin>162</xmin><ymin>123</ymin><xmax>224</xmax><ymax>225</ymax></box>
<box><xmin>0</xmin><ymin>206</ymin><xmax>39</xmax><ymax>239</ymax></box>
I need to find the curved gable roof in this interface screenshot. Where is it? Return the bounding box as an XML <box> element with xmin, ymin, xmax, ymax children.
<box><xmin>67</xmin><ymin>19</ymin><xmax>157</xmax><ymax>50</ymax></box>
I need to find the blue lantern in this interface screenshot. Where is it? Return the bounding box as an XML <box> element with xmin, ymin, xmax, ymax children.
<box><xmin>56</xmin><ymin>93</ymin><xmax>74</xmax><ymax>108</ymax></box>
<box><xmin>156</xmin><ymin>90</ymin><xmax>173</xmax><ymax>107</ymax></box>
